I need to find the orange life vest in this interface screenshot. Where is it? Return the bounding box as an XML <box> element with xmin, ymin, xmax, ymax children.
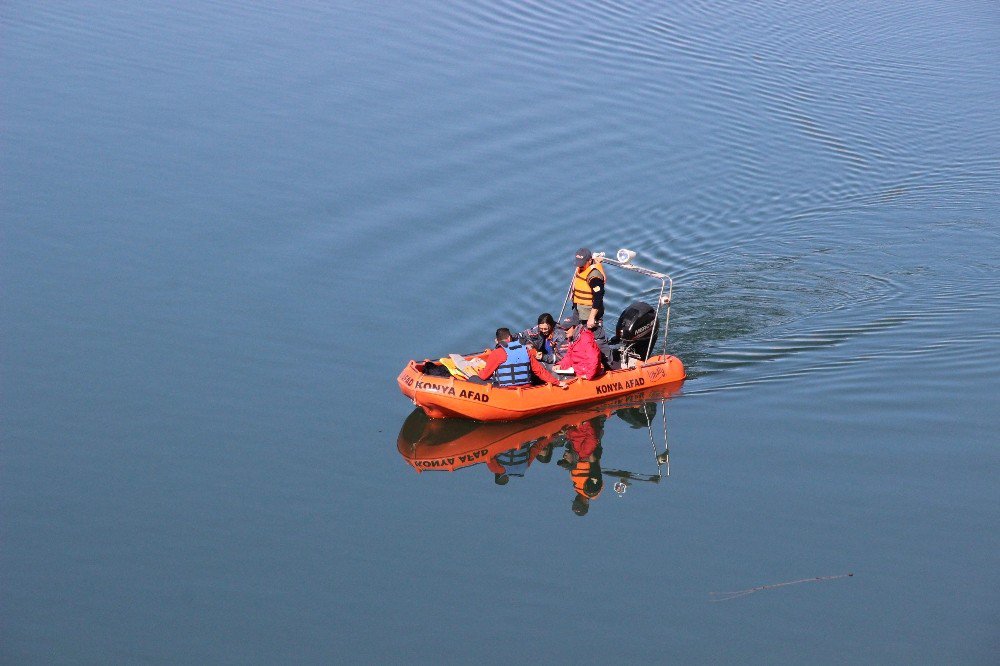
<box><xmin>572</xmin><ymin>460</ymin><xmax>603</xmax><ymax>499</ymax></box>
<box><xmin>572</xmin><ymin>261</ymin><xmax>606</xmax><ymax>308</ymax></box>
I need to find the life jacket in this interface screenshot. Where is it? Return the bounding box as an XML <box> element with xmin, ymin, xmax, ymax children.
<box><xmin>492</xmin><ymin>341</ymin><xmax>532</xmax><ymax>387</ymax></box>
<box><xmin>495</xmin><ymin>443</ymin><xmax>533</xmax><ymax>477</ymax></box>
<box><xmin>572</xmin><ymin>460</ymin><xmax>603</xmax><ymax>499</ymax></box>
<box><xmin>572</xmin><ymin>261</ymin><xmax>606</xmax><ymax>307</ymax></box>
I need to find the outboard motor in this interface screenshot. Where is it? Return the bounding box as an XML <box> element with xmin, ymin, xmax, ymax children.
<box><xmin>615</xmin><ymin>301</ymin><xmax>659</xmax><ymax>361</ymax></box>
<box><xmin>616</xmin><ymin>401</ymin><xmax>657</xmax><ymax>428</ymax></box>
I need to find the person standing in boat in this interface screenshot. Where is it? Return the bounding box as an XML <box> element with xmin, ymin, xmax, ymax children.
<box><xmin>572</xmin><ymin>247</ymin><xmax>607</xmax><ymax>333</ymax></box>
<box><xmin>518</xmin><ymin>313</ymin><xmax>566</xmax><ymax>369</ymax></box>
<box><xmin>570</xmin><ymin>248</ymin><xmax>615</xmax><ymax>365</ymax></box>
<box><xmin>474</xmin><ymin>328</ymin><xmax>568</xmax><ymax>389</ymax></box>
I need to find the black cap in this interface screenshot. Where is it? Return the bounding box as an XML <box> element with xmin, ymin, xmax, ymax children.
<box><xmin>561</xmin><ymin>312</ymin><xmax>581</xmax><ymax>328</ymax></box>
<box><xmin>494</xmin><ymin>473</ymin><xmax>509</xmax><ymax>485</ymax></box>
<box><xmin>572</xmin><ymin>495</ymin><xmax>590</xmax><ymax>516</ymax></box>
<box><xmin>574</xmin><ymin>247</ymin><xmax>592</xmax><ymax>267</ymax></box>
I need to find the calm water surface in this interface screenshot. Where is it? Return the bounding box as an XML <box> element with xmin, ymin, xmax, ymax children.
<box><xmin>4</xmin><ymin>1</ymin><xmax>998</xmax><ymax>662</ymax></box>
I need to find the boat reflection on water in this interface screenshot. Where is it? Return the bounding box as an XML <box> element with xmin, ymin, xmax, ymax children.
<box><xmin>396</xmin><ymin>383</ymin><xmax>681</xmax><ymax>516</ymax></box>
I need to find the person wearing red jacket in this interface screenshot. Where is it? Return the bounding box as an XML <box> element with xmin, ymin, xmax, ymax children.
<box><xmin>555</xmin><ymin>313</ymin><xmax>603</xmax><ymax>380</ymax></box>
<box><xmin>475</xmin><ymin>328</ymin><xmax>568</xmax><ymax>388</ymax></box>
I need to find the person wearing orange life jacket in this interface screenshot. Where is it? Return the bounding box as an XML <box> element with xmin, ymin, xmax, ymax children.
<box><xmin>475</xmin><ymin>328</ymin><xmax>568</xmax><ymax>389</ymax></box>
<box><xmin>556</xmin><ymin>415</ymin><xmax>606</xmax><ymax>516</ymax></box>
<box><xmin>571</xmin><ymin>247</ymin><xmax>607</xmax><ymax>332</ymax></box>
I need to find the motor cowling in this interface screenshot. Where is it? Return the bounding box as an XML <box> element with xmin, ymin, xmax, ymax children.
<box><xmin>615</xmin><ymin>301</ymin><xmax>659</xmax><ymax>359</ymax></box>
<box><xmin>616</xmin><ymin>402</ymin><xmax>658</xmax><ymax>428</ymax></box>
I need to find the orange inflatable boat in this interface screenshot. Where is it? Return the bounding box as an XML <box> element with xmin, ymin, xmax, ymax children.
<box><xmin>398</xmin><ymin>354</ymin><xmax>684</xmax><ymax>421</ymax></box>
<box><xmin>397</xmin><ymin>249</ymin><xmax>686</xmax><ymax>421</ymax></box>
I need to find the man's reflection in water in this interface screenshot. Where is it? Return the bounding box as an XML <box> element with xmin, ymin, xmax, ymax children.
<box><xmin>487</xmin><ymin>435</ymin><xmax>556</xmax><ymax>485</ymax></box>
<box><xmin>556</xmin><ymin>415</ymin><xmax>606</xmax><ymax>516</ymax></box>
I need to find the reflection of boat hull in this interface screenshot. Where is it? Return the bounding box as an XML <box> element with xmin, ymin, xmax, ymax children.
<box><xmin>397</xmin><ymin>409</ymin><xmax>580</xmax><ymax>473</ymax></box>
<box><xmin>397</xmin><ymin>384</ymin><xmax>681</xmax><ymax>473</ymax></box>
<box><xmin>397</xmin><ymin>354</ymin><xmax>685</xmax><ymax>421</ymax></box>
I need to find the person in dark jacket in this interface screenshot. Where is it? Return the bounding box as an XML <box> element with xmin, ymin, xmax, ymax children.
<box><xmin>518</xmin><ymin>313</ymin><xmax>566</xmax><ymax>367</ymax></box>
<box><xmin>475</xmin><ymin>328</ymin><xmax>568</xmax><ymax>388</ymax></box>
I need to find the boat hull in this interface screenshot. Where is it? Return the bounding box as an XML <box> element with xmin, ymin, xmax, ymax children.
<box><xmin>398</xmin><ymin>354</ymin><xmax>685</xmax><ymax>421</ymax></box>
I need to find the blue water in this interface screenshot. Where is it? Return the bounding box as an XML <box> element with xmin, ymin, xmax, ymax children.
<box><xmin>4</xmin><ymin>1</ymin><xmax>998</xmax><ymax>662</ymax></box>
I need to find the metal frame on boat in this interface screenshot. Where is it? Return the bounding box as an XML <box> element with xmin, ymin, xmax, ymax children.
<box><xmin>557</xmin><ymin>248</ymin><xmax>674</xmax><ymax>361</ymax></box>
